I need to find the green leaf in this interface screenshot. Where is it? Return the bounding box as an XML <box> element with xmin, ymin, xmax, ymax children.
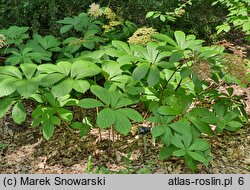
<box><xmin>56</xmin><ymin>61</ymin><xmax>72</xmax><ymax>75</ymax></box>
<box><xmin>180</xmin><ymin>67</ymin><xmax>192</xmax><ymax>79</ymax></box>
<box><xmin>108</xmin><ymin>91</ymin><xmax>120</xmax><ymax>109</ymax></box>
<box><xmin>43</xmin><ymin>93</ymin><xmax>60</xmax><ymax>107</ymax></box>
<box><xmin>160</xmin><ymin>15</ymin><xmax>166</xmax><ymax>22</ymax></box>
<box><xmin>31</xmin><ymin>107</ymin><xmax>43</xmax><ymax>118</ymax></box>
<box><xmin>60</xmin><ymin>25</ymin><xmax>72</xmax><ymax>34</ymax></box>
<box><xmin>91</xmin><ymin>85</ymin><xmax>111</xmax><ymax>105</ymax></box>
<box><xmin>132</xmin><ymin>62</ymin><xmax>150</xmax><ymax>81</ymax></box>
<box><xmin>50</xmin><ymin>116</ymin><xmax>61</xmax><ymax>126</ymax></box>
<box><xmin>226</xmin><ymin>87</ymin><xmax>234</xmax><ymax>96</ymax></box>
<box><xmin>159</xmin><ymin>145</ymin><xmax>176</xmax><ymax>160</ymax></box>
<box><xmin>72</xmin><ymin>80</ymin><xmax>90</xmax><ymax>93</ymax></box>
<box><xmin>187</xmin><ymin>116</ymin><xmax>213</xmax><ymax>135</ymax></box>
<box><xmin>112</xmin><ymin>40</ymin><xmax>132</xmax><ymax>55</ymax></box>
<box><xmin>151</xmin><ymin>33</ymin><xmax>177</xmax><ymax>47</ymax></box>
<box><xmin>126</xmin><ymin>86</ymin><xmax>144</xmax><ymax>96</ymax></box>
<box><xmin>97</xmin><ymin>108</ymin><xmax>115</xmax><ymax>129</ymax></box>
<box><xmin>216</xmin><ymin>24</ymin><xmax>230</xmax><ymax>34</ymax></box>
<box><xmin>0</xmin><ymin>78</ymin><xmax>17</xmax><ymax>97</ymax></box>
<box><xmin>52</xmin><ymin>78</ymin><xmax>74</xmax><ymax>97</ymax></box>
<box><xmin>12</xmin><ymin>101</ymin><xmax>26</xmax><ymax>124</ymax></box>
<box><xmin>20</xmin><ymin>63</ymin><xmax>37</xmax><ymax>79</ymax></box>
<box><xmin>170</xmin><ymin>136</ymin><xmax>185</xmax><ymax>149</ymax></box>
<box><xmin>40</xmin><ymin>73</ymin><xmax>66</xmax><ymax>86</ymax></box>
<box><xmin>151</xmin><ymin>126</ymin><xmax>165</xmax><ymax>138</ymax></box>
<box><xmin>32</xmin><ymin>117</ymin><xmax>43</xmax><ymax>127</ymax></box>
<box><xmin>114</xmin><ymin>111</ymin><xmax>132</xmax><ymax>135</ymax></box>
<box><xmin>169</xmin><ymin>121</ymin><xmax>193</xmax><ymax>148</ymax></box>
<box><xmin>16</xmin><ymin>79</ymin><xmax>39</xmax><ymax>98</ymax></box>
<box><xmin>0</xmin><ymin>98</ymin><xmax>15</xmax><ymax>118</ymax></box>
<box><xmin>42</xmin><ymin>120</ymin><xmax>55</xmax><ymax>140</ymax></box>
<box><xmin>116</xmin><ymin>108</ymin><xmax>143</xmax><ymax>122</ymax></box>
<box><xmin>158</xmin><ymin>106</ymin><xmax>180</xmax><ymax>116</ymax></box>
<box><xmin>37</xmin><ymin>64</ymin><xmax>58</xmax><ymax>73</ymax></box>
<box><xmin>169</xmin><ymin>120</ymin><xmax>191</xmax><ymax>134</ymax></box>
<box><xmin>188</xmin><ymin>139</ymin><xmax>210</xmax><ymax>151</ymax></box>
<box><xmin>114</xmin><ymin>98</ymin><xmax>133</xmax><ymax>109</ymax></box>
<box><xmin>0</xmin><ymin>66</ymin><xmax>22</xmax><ymax>78</ymax></box>
<box><xmin>71</xmin><ymin>60</ymin><xmax>101</xmax><ymax>79</ymax></box>
<box><xmin>169</xmin><ymin>51</ymin><xmax>183</xmax><ymax>63</ymax></box>
<box><xmin>173</xmin><ymin>149</ymin><xmax>186</xmax><ymax>157</ymax></box>
<box><xmin>226</xmin><ymin>121</ymin><xmax>243</xmax><ymax>131</ymax></box>
<box><xmin>146</xmin><ymin>11</ymin><xmax>154</xmax><ymax>18</ymax></box>
<box><xmin>213</xmin><ymin>102</ymin><xmax>225</xmax><ymax>119</ymax></box>
<box><xmin>160</xmin><ymin>127</ymin><xmax>172</xmax><ymax>146</ymax></box>
<box><xmin>78</xmin><ymin>98</ymin><xmax>104</xmax><ymax>108</ymax></box>
<box><xmin>102</xmin><ymin>60</ymin><xmax>122</xmax><ymax>79</ymax></box>
<box><xmin>58</xmin><ymin>95</ymin><xmax>78</xmax><ymax>107</ymax></box>
<box><xmin>57</xmin><ymin>108</ymin><xmax>73</xmax><ymax>122</ymax></box>
<box><xmin>184</xmin><ymin>154</ymin><xmax>197</xmax><ymax>171</ymax></box>
<box><xmin>71</xmin><ymin>122</ymin><xmax>84</xmax><ymax>129</ymax></box>
<box><xmin>188</xmin><ymin>108</ymin><xmax>218</xmax><ymax>123</ymax></box>
<box><xmin>174</xmin><ymin>31</ymin><xmax>186</xmax><ymax>49</ymax></box>
<box><xmin>147</xmin><ymin>65</ymin><xmax>160</xmax><ymax>86</ymax></box>
<box><xmin>71</xmin><ymin>122</ymin><xmax>90</xmax><ymax>137</ymax></box>
<box><xmin>188</xmin><ymin>151</ymin><xmax>207</xmax><ymax>163</ymax></box>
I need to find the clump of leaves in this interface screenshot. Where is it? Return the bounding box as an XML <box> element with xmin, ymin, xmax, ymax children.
<box><xmin>78</xmin><ymin>85</ymin><xmax>143</xmax><ymax>135</ymax></box>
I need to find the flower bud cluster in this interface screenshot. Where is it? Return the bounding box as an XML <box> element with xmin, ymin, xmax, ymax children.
<box><xmin>102</xmin><ymin>7</ymin><xmax>123</xmax><ymax>33</ymax></box>
<box><xmin>88</xmin><ymin>3</ymin><xmax>103</xmax><ymax>18</ymax></box>
<box><xmin>0</xmin><ymin>34</ymin><xmax>6</xmax><ymax>48</ymax></box>
<box><xmin>128</xmin><ymin>27</ymin><xmax>157</xmax><ymax>46</ymax></box>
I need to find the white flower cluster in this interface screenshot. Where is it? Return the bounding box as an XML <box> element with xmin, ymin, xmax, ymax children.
<box><xmin>88</xmin><ymin>3</ymin><xmax>103</xmax><ymax>18</ymax></box>
<box><xmin>0</xmin><ymin>34</ymin><xmax>6</xmax><ymax>48</ymax></box>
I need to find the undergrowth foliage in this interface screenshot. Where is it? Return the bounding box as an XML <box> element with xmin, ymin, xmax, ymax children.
<box><xmin>0</xmin><ymin>5</ymin><xmax>249</xmax><ymax>171</ymax></box>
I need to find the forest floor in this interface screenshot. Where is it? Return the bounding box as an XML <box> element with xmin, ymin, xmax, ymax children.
<box><xmin>0</xmin><ymin>85</ymin><xmax>250</xmax><ymax>174</ymax></box>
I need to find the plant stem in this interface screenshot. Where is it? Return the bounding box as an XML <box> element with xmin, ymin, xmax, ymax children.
<box><xmin>111</xmin><ymin>126</ymin><xmax>115</xmax><ymax>141</ymax></box>
<box><xmin>143</xmin><ymin>135</ymin><xmax>147</xmax><ymax>154</ymax></box>
<box><xmin>96</xmin><ymin>106</ymin><xmax>102</xmax><ymax>141</ymax></box>
<box><xmin>159</xmin><ymin>64</ymin><xmax>182</xmax><ymax>105</ymax></box>
<box><xmin>175</xmin><ymin>79</ymin><xmax>183</xmax><ymax>92</ymax></box>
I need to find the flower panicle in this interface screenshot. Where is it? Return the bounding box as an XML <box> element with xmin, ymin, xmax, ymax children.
<box><xmin>128</xmin><ymin>27</ymin><xmax>157</xmax><ymax>46</ymax></box>
<box><xmin>88</xmin><ymin>3</ymin><xmax>103</xmax><ymax>18</ymax></box>
<box><xmin>0</xmin><ymin>34</ymin><xmax>7</xmax><ymax>48</ymax></box>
